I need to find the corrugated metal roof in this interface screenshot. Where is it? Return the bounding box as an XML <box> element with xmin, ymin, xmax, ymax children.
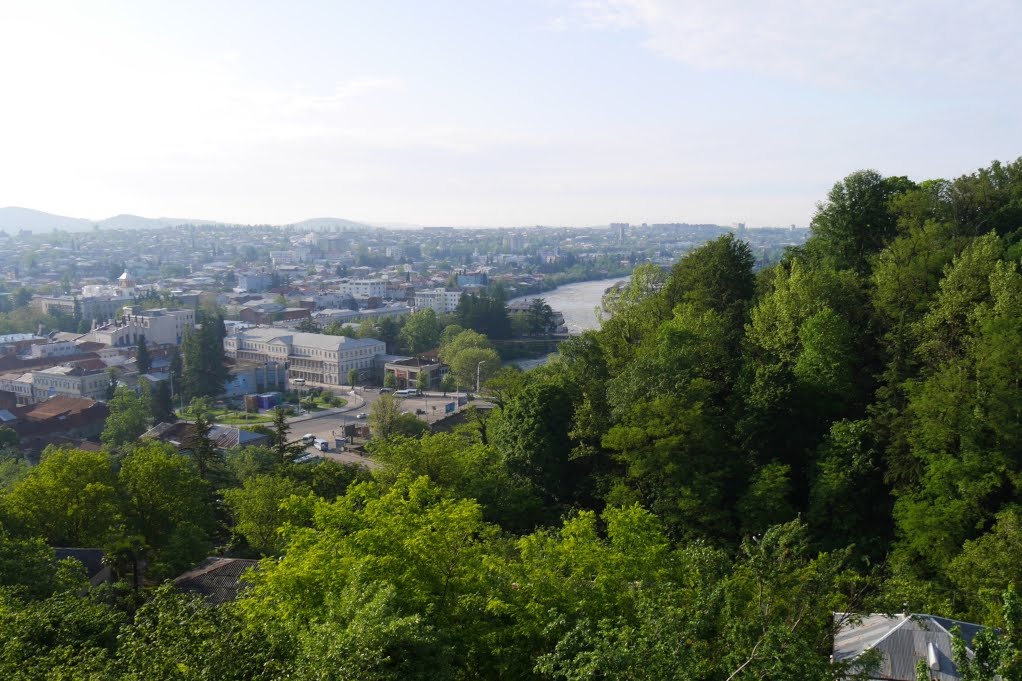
<box><xmin>833</xmin><ymin>613</ymin><xmax>986</xmax><ymax>680</ymax></box>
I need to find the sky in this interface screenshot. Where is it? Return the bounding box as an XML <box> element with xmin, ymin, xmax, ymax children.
<box><xmin>0</xmin><ymin>0</ymin><xmax>1019</xmax><ymax>228</ymax></box>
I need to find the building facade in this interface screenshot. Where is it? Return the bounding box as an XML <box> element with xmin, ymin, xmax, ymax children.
<box><xmin>224</xmin><ymin>328</ymin><xmax>386</xmax><ymax>385</ymax></box>
<box><xmin>29</xmin><ymin>365</ymin><xmax>109</xmax><ymax>402</ymax></box>
<box><xmin>414</xmin><ymin>288</ymin><xmax>463</xmax><ymax>314</ymax></box>
<box><xmin>89</xmin><ymin>307</ymin><xmax>195</xmax><ymax>347</ymax></box>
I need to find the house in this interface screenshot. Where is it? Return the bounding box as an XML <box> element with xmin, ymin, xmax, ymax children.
<box><xmin>173</xmin><ymin>557</ymin><xmax>260</xmax><ymax>604</ymax></box>
<box><xmin>140</xmin><ymin>421</ymin><xmax>271</xmax><ymax>451</ymax></box>
<box><xmin>832</xmin><ymin>612</ymin><xmax>988</xmax><ymax>680</ymax></box>
<box><xmin>54</xmin><ymin>548</ymin><xmax>113</xmax><ymax>587</ymax></box>
<box><xmin>10</xmin><ymin>396</ymin><xmax>109</xmax><ymax>446</ymax></box>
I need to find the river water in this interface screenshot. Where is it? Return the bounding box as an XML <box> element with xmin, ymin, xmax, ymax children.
<box><xmin>509</xmin><ymin>276</ymin><xmax>630</xmax><ymax>334</ymax></box>
<box><xmin>507</xmin><ymin>276</ymin><xmax>630</xmax><ymax>369</ymax></box>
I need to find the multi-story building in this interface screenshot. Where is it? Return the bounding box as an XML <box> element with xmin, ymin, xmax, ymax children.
<box><xmin>88</xmin><ymin>307</ymin><xmax>195</xmax><ymax>347</ymax></box>
<box><xmin>27</xmin><ymin>341</ymin><xmax>78</xmax><ymax>359</ymax></box>
<box><xmin>414</xmin><ymin>288</ymin><xmax>463</xmax><ymax>314</ymax></box>
<box><xmin>29</xmin><ymin>365</ymin><xmax>109</xmax><ymax>402</ymax></box>
<box><xmin>0</xmin><ymin>334</ymin><xmax>46</xmax><ymax>357</ymax></box>
<box><xmin>224</xmin><ymin>328</ymin><xmax>386</xmax><ymax>385</ymax></box>
<box><xmin>236</xmin><ymin>272</ymin><xmax>273</xmax><ymax>293</ymax></box>
<box><xmin>34</xmin><ymin>295</ymin><xmax>125</xmax><ymax>322</ymax></box>
<box><xmin>0</xmin><ymin>372</ymin><xmax>35</xmax><ymax>405</ymax></box>
<box><xmin>340</xmin><ymin>279</ymin><xmax>387</xmax><ymax>298</ymax></box>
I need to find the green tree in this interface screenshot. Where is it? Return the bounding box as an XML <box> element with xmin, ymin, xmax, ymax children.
<box><xmin>150</xmin><ymin>379</ymin><xmax>175</xmax><ymax>424</ymax></box>
<box><xmin>449</xmin><ymin>347</ymin><xmax>500</xmax><ymax>391</ymax></box>
<box><xmin>808</xmin><ymin>169</ymin><xmax>915</xmax><ymax>273</ymax></box>
<box><xmin>348</xmin><ymin>368</ymin><xmax>360</xmax><ymax>387</ymax></box>
<box><xmin>399</xmin><ymin>308</ymin><xmax>442</xmax><ymax>354</ymax></box>
<box><xmin>119</xmin><ymin>441</ymin><xmax>212</xmax><ymax>577</ymax></box>
<box><xmin>368</xmin><ymin>394</ymin><xmax>401</xmax><ymax>439</ymax></box>
<box><xmin>182</xmin><ymin>309</ymin><xmax>229</xmax><ymax>400</ymax></box>
<box><xmin>189</xmin><ymin>405</ymin><xmax>221</xmax><ymax>481</ymax></box>
<box><xmin>1</xmin><ymin>447</ymin><xmax>119</xmax><ymax>546</ymax></box>
<box><xmin>135</xmin><ymin>335</ymin><xmax>151</xmax><ymax>374</ymax></box>
<box><xmin>383</xmin><ymin>372</ymin><xmax>397</xmax><ymax>390</ymax></box>
<box><xmin>224</xmin><ymin>474</ymin><xmax>308</xmax><ymax>555</ymax></box>
<box><xmin>416</xmin><ymin>369</ymin><xmax>430</xmax><ymax>393</ymax></box>
<box><xmin>270</xmin><ymin>407</ymin><xmax>305</xmax><ymax>464</ymax></box>
<box><xmin>115</xmin><ymin>585</ymin><xmax>267</xmax><ymax>680</ymax></box>
<box><xmin>101</xmin><ymin>386</ymin><xmax>152</xmax><ymax>448</ymax></box>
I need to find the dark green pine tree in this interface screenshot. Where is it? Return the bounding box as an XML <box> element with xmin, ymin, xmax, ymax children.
<box><xmin>136</xmin><ymin>335</ymin><xmax>151</xmax><ymax>374</ymax></box>
<box><xmin>151</xmin><ymin>380</ymin><xmax>176</xmax><ymax>424</ymax></box>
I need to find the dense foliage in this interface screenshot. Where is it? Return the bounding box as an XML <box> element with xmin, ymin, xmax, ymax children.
<box><xmin>4</xmin><ymin>158</ymin><xmax>1022</xmax><ymax>678</ymax></box>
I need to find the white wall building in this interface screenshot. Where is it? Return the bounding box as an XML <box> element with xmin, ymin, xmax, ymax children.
<box><xmin>29</xmin><ymin>366</ymin><xmax>109</xmax><ymax>402</ymax></box>
<box><xmin>414</xmin><ymin>288</ymin><xmax>463</xmax><ymax>314</ymax></box>
<box><xmin>88</xmin><ymin>307</ymin><xmax>195</xmax><ymax>348</ymax></box>
<box><xmin>224</xmin><ymin>328</ymin><xmax>386</xmax><ymax>385</ymax></box>
<box><xmin>27</xmin><ymin>341</ymin><xmax>78</xmax><ymax>359</ymax></box>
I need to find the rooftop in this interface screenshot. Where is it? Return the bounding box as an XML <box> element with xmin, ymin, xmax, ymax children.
<box><xmin>173</xmin><ymin>557</ymin><xmax>260</xmax><ymax>605</ymax></box>
<box><xmin>234</xmin><ymin>327</ymin><xmax>385</xmax><ymax>352</ymax></box>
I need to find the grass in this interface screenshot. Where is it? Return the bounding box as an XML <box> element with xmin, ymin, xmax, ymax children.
<box><xmin>175</xmin><ymin>406</ymin><xmax>274</xmax><ymax>425</ymax></box>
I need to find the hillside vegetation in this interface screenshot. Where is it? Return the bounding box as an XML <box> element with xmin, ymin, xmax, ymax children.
<box><xmin>4</xmin><ymin>159</ymin><xmax>1022</xmax><ymax>679</ymax></box>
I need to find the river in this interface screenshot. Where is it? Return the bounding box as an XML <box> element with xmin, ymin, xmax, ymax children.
<box><xmin>507</xmin><ymin>276</ymin><xmax>630</xmax><ymax>369</ymax></box>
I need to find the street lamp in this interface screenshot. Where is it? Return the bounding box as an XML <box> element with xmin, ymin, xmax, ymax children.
<box><xmin>293</xmin><ymin>377</ymin><xmax>305</xmax><ymax>415</ymax></box>
<box><xmin>476</xmin><ymin>361</ymin><xmax>486</xmax><ymax>394</ymax></box>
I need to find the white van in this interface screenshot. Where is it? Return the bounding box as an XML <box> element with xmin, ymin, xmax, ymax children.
<box><xmin>314</xmin><ymin>438</ymin><xmax>329</xmax><ymax>451</ymax></box>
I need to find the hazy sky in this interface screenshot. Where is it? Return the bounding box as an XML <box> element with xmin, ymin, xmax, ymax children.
<box><xmin>1</xmin><ymin>1</ymin><xmax>1019</xmax><ymax>227</ymax></box>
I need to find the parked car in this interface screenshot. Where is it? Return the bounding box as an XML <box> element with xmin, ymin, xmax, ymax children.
<box><xmin>302</xmin><ymin>433</ymin><xmax>315</xmax><ymax>444</ymax></box>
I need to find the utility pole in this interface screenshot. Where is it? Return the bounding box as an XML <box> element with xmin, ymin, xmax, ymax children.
<box><xmin>476</xmin><ymin>361</ymin><xmax>486</xmax><ymax>394</ymax></box>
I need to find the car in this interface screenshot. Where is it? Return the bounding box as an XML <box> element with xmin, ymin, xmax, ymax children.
<box><xmin>301</xmin><ymin>433</ymin><xmax>315</xmax><ymax>444</ymax></box>
<box><xmin>379</xmin><ymin>387</ymin><xmax>393</xmax><ymax>393</ymax></box>
<box><xmin>356</xmin><ymin>412</ymin><xmax>367</xmax><ymax>419</ymax></box>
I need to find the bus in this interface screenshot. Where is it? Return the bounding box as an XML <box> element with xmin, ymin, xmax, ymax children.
<box><xmin>394</xmin><ymin>388</ymin><xmax>421</xmax><ymax>397</ymax></box>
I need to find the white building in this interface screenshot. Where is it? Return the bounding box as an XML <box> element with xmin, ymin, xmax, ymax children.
<box><xmin>0</xmin><ymin>372</ymin><xmax>35</xmax><ymax>405</ymax></box>
<box><xmin>29</xmin><ymin>366</ymin><xmax>109</xmax><ymax>402</ymax></box>
<box><xmin>88</xmin><ymin>307</ymin><xmax>195</xmax><ymax>348</ymax></box>
<box><xmin>341</xmin><ymin>279</ymin><xmax>387</xmax><ymax>298</ymax></box>
<box><xmin>414</xmin><ymin>288</ymin><xmax>463</xmax><ymax>314</ymax></box>
<box><xmin>224</xmin><ymin>327</ymin><xmax>386</xmax><ymax>385</ymax></box>
<box><xmin>27</xmin><ymin>341</ymin><xmax>78</xmax><ymax>359</ymax></box>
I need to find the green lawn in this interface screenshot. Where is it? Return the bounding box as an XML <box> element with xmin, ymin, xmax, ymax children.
<box><xmin>175</xmin><ymin>407</ymin><xmax>274</xmax><ymax>425</ymax></box>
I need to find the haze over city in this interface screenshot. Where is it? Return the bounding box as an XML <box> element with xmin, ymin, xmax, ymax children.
<box><xmin>2</xmin><ymin>0</ymin><xmax>1019</xmax><ymax>228</ymax></box>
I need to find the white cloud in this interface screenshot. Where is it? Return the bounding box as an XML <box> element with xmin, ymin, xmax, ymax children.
<box><xmin>558</xmin><ymin>0</ymin><xmax>1022</xmax><ymax>89</ymax></box>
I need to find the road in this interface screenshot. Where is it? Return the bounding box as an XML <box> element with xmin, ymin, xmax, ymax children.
<box><xmin>291</xmin><ymin>390</ymin><xmax>469</xmax><ymax>467</ymax></box>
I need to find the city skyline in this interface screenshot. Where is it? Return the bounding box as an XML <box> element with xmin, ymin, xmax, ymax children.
<box><xmin>1</xmin><ymin>1</ymin><xmax>1019</xmax><ymax>228</ymax></box>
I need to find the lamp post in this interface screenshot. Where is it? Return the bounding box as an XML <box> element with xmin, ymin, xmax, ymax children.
<box><xmin>293</xmin><ymin>377</ymin><xmax>305</xmax><ymax>415</ymax></box>
<box><xmin>476</xmin><ymin>361</ymin><xmax>486</xmax><ymax>394</ymax></box>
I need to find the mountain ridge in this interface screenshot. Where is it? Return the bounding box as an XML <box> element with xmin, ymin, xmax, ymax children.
<box><xmin>0</xmin><ymin>207</ymin><xmax>373</xmax><ymax>232</ymax></box>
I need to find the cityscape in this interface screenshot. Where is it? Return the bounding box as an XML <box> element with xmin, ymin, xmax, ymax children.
<box><xmin>2</xmin><ymin>2</ymin><xmax>1021</xmax><ymax>679</ymax></box>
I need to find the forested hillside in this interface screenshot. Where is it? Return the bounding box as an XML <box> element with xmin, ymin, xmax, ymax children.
<box><xmin>4</xmin><ymin>159</ymin><xmax>1022</xmax><ymax>679</ymax></box>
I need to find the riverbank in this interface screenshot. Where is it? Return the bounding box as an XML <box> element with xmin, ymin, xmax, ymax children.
<box><xmin>509</xmin><ymin>275</ymin><xmax>631</xmax><ymax>335</ymax></box>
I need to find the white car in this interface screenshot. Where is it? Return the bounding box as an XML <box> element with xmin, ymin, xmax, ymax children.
<box><xmin>356</xmin><ymin>412</ymin><xmax>367</xmax><ymax>419</ymax></box>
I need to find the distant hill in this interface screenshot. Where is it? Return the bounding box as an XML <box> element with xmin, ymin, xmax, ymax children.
<box><xmin>98</xmin><ymin>214</ymin><xmax>220</xmax><ymax>230</ymax></box>
<box><xmin>0</xmin><ymin>207</ymin><xmax>370</xmax><ymax>232</ymax></box>
<box><xmin>288</xmin><ymin>217</ymin><xmax>372</xmax><ymax>231</ymax></box>
<box><xmin>0</xmin><ymin>207</ymin><xmax>93</xmax><ymax>232</ymax></box>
